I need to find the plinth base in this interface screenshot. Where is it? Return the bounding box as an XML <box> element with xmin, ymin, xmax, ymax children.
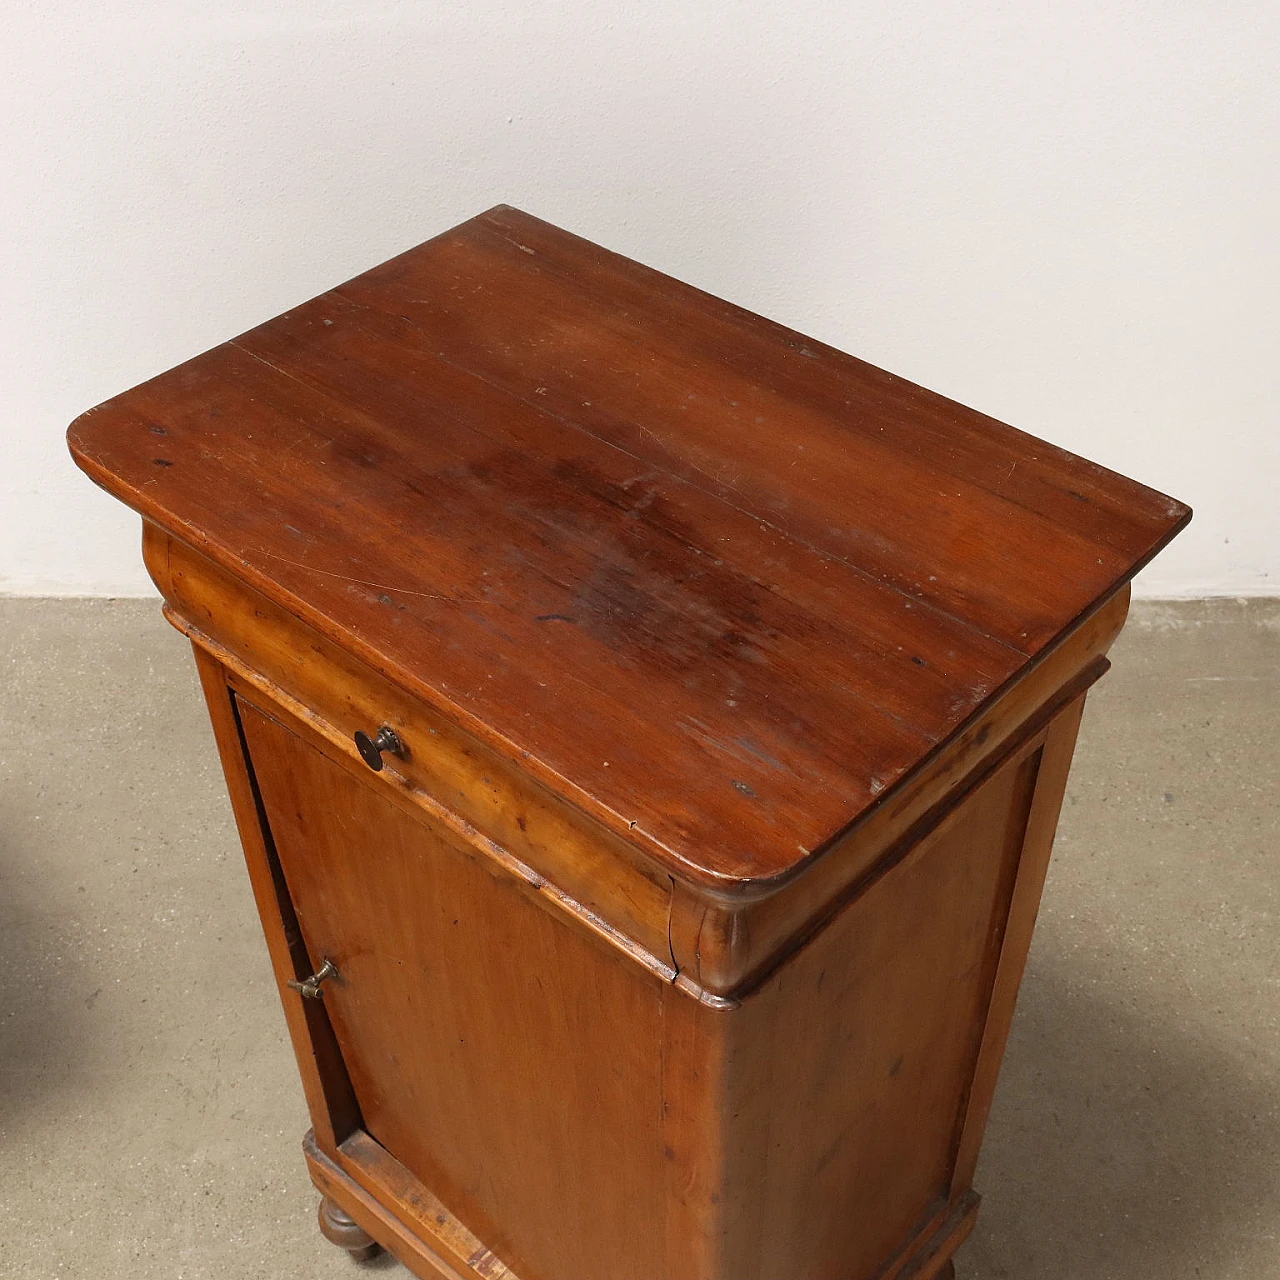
<box><xmin>302</xmin><ymin>1129</ymin><xmax>969</xmax><ymax>1280</ymax></box>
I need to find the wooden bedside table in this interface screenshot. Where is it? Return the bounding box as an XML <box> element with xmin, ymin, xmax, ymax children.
<box><xmin>68</xmin><ymin>205</ymin><xmax>1189</xmax><ymax>1280</ymax></box>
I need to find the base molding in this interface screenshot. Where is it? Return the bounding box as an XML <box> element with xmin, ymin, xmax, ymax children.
<box><xmin>304</xmin><ymin>1130</ymin><xmax>519</xmax><ymax>1280</ymax></box>
<box><xmin>303</xmin><ymin>1129</ymin><xmax>973</xmax><ymax>1280</ymax></box>
<box><xmin>885</xmin><ymin>1194</ymin><xmax>978</xmax><ymax>1280</ymax></box>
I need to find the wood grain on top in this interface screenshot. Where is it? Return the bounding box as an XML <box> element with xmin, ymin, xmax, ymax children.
<box><xmin>67</xmin><ymin>205</ymin><xmax>1190</xmax><ymax>888</ymax></box>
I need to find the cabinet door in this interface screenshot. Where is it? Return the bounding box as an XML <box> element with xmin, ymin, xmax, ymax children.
<box><xmin>236</xmin><ymin>696</ymin><xmax>665</xmax><ymax>1280</ymax></box>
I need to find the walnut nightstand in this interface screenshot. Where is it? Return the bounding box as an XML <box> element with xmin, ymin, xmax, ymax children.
<box><xmin>69</xmin><ymin>205</ymin><xmax>1189</xmax><ymax>1280</ymax></box>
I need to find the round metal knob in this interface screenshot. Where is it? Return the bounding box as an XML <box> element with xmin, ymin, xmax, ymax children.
<box><xmin>354</xmin><ymin>725</ymin><xmax>403</xmax><ymax>772</ymax></box>
<box><xmin>287</xmin><ymin>958</ymin><xmax>338</xmax><ymax>1000</ymax></box>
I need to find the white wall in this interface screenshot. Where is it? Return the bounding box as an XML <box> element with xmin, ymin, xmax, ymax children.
<box><xmin>3</xmin><ymin>1</ymin><xmax>1276</xmax><ymax>597</ymax></box>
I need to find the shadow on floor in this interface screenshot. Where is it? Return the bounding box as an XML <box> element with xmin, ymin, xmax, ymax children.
<box><xmin>961</xmin><ymin>943</ymin><xmax>1280</xmax><ymax>1278</ymax></box>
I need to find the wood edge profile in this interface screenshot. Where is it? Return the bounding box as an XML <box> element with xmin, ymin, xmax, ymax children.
<box><xmin>667</xmin><ymin>584</ymin><xmax>1131</xmax><ymax>998</ymax></box>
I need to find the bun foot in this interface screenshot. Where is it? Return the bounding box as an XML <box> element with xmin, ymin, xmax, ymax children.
<box><xmin>318</xmin><ymin>1196</ymin><xmax>381</xmax><ymax>1262</ymax></box>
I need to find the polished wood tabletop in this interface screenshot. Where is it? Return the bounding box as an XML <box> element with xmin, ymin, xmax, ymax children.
<box><xmin>68</xmin><ymin>205</ymin><xmax>1189</xmax><ymax>889</ymax></box>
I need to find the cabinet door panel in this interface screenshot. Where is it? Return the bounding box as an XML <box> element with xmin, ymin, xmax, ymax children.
<box><xmin>237</xmin><ymin>696</ymin><xmax>665</xmax><ymax>1280</ymax></box>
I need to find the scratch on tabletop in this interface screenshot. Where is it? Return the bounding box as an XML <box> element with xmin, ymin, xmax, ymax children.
<box><xmin>245</xmin><ymin>548</ymin><xmax>489</xmax><ymax>604</ymax></box>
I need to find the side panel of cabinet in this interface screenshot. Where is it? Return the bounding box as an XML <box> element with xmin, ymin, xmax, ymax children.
<box><xmin>228</xmin><ymin>688</ymin><xmax>667</xmax><ymax>1280</ymax></box>
<box><xmin>661</xmin><ymin>697</ymin><xmax>1085</xmax><ymax>1280</ymax></box>
<box><xmin>750</xmin><ymin>744</ymin><xmax>1040</xmax><ymax>1280</ymax></box>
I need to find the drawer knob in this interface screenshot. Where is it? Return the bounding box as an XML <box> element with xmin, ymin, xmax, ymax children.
<box><xmin>354</xmin><ymin>724</ymin><xmax>403</xmax><ymax>771</ymax></box>
<box><xmin>287</xmin><ymin>957</ymin><xmax>338</xmax><ymax>999</ymax></box>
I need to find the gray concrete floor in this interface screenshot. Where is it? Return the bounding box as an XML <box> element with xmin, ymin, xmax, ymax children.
<box><xmin>1</xmin><ymin>598</ymin><xmax>1277</xmax><ymax>1279</ymax></box>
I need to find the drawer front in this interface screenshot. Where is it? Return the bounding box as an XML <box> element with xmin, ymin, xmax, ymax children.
<box><xmin>145</xmin><ymin>525</ymin><xmax>674</xmax><ymax>974</ymax></box>
<box><xmin>237</xmin><ymin>695</ymin><xmax>667</xmax><ymax>1280</ymax></box>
